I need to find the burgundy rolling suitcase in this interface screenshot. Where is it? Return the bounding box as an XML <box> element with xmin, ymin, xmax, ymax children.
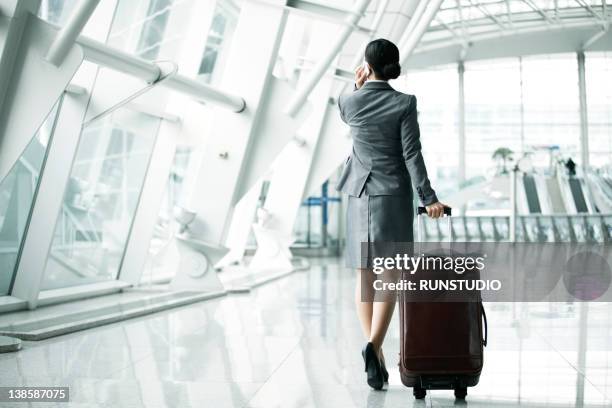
<box><xmin>398</xmin><ymin>207</ymin><xmax>487</xmax><ymax>400</ymax></box>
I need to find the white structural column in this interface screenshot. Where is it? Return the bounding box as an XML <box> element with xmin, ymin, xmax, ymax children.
<box><xmin>244</xmin><ymin>0</ymin><xmax>392</xmax><ymax>270</ymax></box>
<box><xmin>118</xmin><ymin>120</ymin><xmax>178</xmax><ymax>285</ymax></box>
<box><xmin>0</xmin><ymin>0</ymin><xmax>35</xmax><ymax>122</ymax></box>
<box><xmin>11</xmin><ymin>92</ymin><xmax>87</xmax><ymax>309</ymax></box>
<box><xmin>45</xmin><ymin>0</ymin><xmax>100</xmax><ymax>66</ymax></box>
<box><xmin>0</xmin><ymin>6</ymin><xmax>83</xmax><ymax>183</ymax></box>
<box><xmin>577</xmin><ymin>51</ymin><xmax>590</xmax><ymax>170</ymax></box>
<box><xmin>218</xmin><ymin>0</ymin><xmax>387</xmax><ymax>266</ymax></box>
<box><xmin>185</xmin><ymin>0</ymin><xmax>290</xmax><ymax>249</ymax></box>
<box><xmin>10</xmin><ymin>0</ymin><xmax>119</xmax><ymax>309</ymax></box>
<box><xmin>576</xmin><ymin>50</ymin><xmax>597</xmax><ymax>213</ymax></box>
<box><xmin>302</xmin><ymin>101</ymin><xmax>350</xmax><ymax>197</ymax></box>
<box><xmin>458</xmin><ymin>61</ymin><xmax>466</xmax><ymax>185</ymax></box>
<box><xmin>396</xmin><ymin>0</ymin><xmax>427</xmax><ymax>49</ymax></box>
<box><xmin>303</xmin><ymin>0</ymin><xmax>395</xmax><ymax>197</ymax></box>
<box><xmin>216</xmin><ymin>179</ymin><xmax>264</xmax><ymax>268</ymax></box>
<box><xmin>250</xmin><ymin>20</ymin><xmax>337</xmax><ymax>271</ymax></box>
<box><xmin>399</xmin><ymin>0</ymin><xmax>444</xmax><ymax>66</ymax></box>
<box><xmin>117</xmin><ymin>0</ymin><xmax>217</xmax><ymax>284</ymax></box>
<box><xmin>285</xmin><ymin>0</ymin><xmax>372</xmax><ymax>117</ymax></box>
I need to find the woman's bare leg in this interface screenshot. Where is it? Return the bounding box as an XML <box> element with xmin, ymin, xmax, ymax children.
<box><xmin>355</xmin><ymin>268</ymin><xmax>373</xmax><ymax>338</ymax></box>
<box><xmin>369</xmin><ymin>269</ymin><xmax>398</xmax><ymax>352</ymax></box>
<box><xmin>369</xmin><ymin>300</ymin><xmax>396</xmax><ymax>351</ymax></box>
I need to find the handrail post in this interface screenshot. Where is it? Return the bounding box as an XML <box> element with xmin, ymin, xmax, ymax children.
<box><xmin>510</xmin><ymin>166</ymin><xmax>518</xmax><ymax>243</ymax></box>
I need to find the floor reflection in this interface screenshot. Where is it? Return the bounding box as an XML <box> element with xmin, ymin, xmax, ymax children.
<box><xmin>0</xmin><ymin>258</ymin><xmax>610</xmax><ymax>407</ymax></box>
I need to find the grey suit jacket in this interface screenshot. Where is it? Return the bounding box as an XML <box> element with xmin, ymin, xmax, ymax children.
<box><xmin>336</xmin><ymin>81</ymin><xmax>438</xmax><ymax>205</ymax></box>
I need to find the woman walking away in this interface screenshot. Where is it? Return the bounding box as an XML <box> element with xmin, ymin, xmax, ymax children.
<box><xmin>336</xmin><ymin>38</ymin><xmax>447</xmax><ymax>390</ymax></box>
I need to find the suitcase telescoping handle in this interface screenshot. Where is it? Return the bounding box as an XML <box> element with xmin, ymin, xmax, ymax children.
<box><xmin>417</xmin><ymin>206</ymin><xmax>452</xmax><ymax>216</ymax></box>
<box><xmin>416</xmin><ymin>206</ymin><xmax>452</xmax><ymax>242</ymax></box>
<box><xmin>417</xmin><ymin>206</ymin><xmax>488</xmax><ymax>348</ymax></box>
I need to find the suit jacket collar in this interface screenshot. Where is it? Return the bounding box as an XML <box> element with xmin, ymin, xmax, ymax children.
<box><xmin>361</xmin><ymin>81</ymin><xmax>393</xmax><ymax>91</ymax></box>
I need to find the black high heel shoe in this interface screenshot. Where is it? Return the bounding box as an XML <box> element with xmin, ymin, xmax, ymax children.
<box><xmin>362</xmin><ymin>342</ymin><xmax>384</xmax><ymax>390</ymax></box>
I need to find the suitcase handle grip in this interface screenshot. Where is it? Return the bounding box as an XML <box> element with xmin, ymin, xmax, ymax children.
<box><xmin>417</xmin><ymin>206</ymin><xmax>452</xmax><ymax>216</ymax></box>
<box><xmin>482</xmin><ymin>303</ymin><xmax>488</xmax><ymax>347</ymax></box>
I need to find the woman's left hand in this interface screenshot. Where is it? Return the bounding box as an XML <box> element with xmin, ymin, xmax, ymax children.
<box><xmin>425</xmin><ymin>202</ymin><xmax>448</xmax><ymax>219</ymax></box>
<box><xmin>354</xmin><ymin>65</ymin><xmax>368</xmax><ymax>89</ymax></box>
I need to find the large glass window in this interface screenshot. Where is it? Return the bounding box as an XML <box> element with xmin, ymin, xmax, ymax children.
<box><xmin>0</xmin><ymin>101</ymin><xmax>61</xmax><ymax>295</ymax></box>
<box><xmin>38</xmin><ymin>0</ymin><xmax>78</xmax><ymax>25</ymax></box>
<box><xmin>135</xmin><ymin>0</ymin><xmax>174</xmax><ymax>59</ymax></box>
<box><xmin>197</xmin><ymin>1</ymin><xmax>240</xmax><ymax>84</ymax></box>
<box><xmin>399</xmin><ymin>54</ymin><xmax>591</xmax><ymax>192</ymax></box>
<box><xmin>586</xmin><ymin>52</ymin><xmax>612</xmax><ymax>168</ymax></box>
<box><xmin>521</xmin><ymin>54</ymin><xmax>581</xmax><ymax>165</ymax></box>
<box><xmin>465</xmin><ymin>58</ymin><xmax>522</xmax><ymax>179</ymax></box>
<box><xmin>459</xmin><ymin>55</ymin><xmax>580</xmax><ymax>180</ymax></box>
<box><xmin>108</xmin><ymin>0</ymin><xmax>196</xmax><ymax>61</ymax></box>
<box><xmin>41</xmin><ymin>108</ymin><xmax>160</xmax><ymax>290</ymax></box>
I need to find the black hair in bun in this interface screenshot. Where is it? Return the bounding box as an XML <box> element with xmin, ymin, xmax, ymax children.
<box><xmin>365</xmin><ymin>38</ymin><xmax>402</xmax><ymax>81</ymax></box>
<box><xmin>382</xmin><ymin>62</ymin><xmax>401</xmax><ymax>80</ymax></box>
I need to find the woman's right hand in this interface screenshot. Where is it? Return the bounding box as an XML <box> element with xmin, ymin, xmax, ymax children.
<box><xmin>354</xmin><ymin>65</ymin><xmax>368</xmax><ymax>89</ymax></box>
<box><xmin>425</xmin><ymin>202</ymin><xmax>448</xmax><ymax>219</ymax></box>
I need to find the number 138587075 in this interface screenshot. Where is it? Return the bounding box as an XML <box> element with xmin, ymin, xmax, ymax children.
<box><xmin>0</xmin><ymin>387</ymin><xmax>69</xmax><ymax>402</ymax></box>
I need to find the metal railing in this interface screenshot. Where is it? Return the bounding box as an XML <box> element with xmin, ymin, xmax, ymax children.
<box><xmin>418</xmin><ymin>214</ymin><xmax>612</xmax><ymax>243</ymax></box>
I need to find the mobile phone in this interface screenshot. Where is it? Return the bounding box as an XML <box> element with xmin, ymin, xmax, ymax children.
<box><xmin>362</xmin><ymin>60</ymin><xmax>370</xmax><ymax>76</ymax></box>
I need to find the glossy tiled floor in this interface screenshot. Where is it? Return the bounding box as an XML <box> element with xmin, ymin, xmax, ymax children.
<box><xmin>1</xmin><ymin>258</ymin><xmax>611</xmax><ymax>407</ymax></box>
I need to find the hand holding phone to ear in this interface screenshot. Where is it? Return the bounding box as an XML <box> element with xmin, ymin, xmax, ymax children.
<box><xmin>354</xmin><ymin>61</ymin><xmax>370</xmax><ymax>89</ymax></box>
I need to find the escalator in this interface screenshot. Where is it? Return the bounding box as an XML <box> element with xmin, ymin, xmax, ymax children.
<box><xmin>586</xmin><ymin>174</ymin><xmax>612</xmax><ymax>213</ymax></box>
<box><xmin>568</xmin><ymin>178</ymin><xmax>589</xmax><ymax>213</ymax></box>
<box><xmin>523</xmin><ymin>174</ymin><xmax>542</xmax><ymax>214</ymax></box>
<box><xmin>545</xmin><ymin>177</ymin><xmax>567</xmax><ymax>213</ymax></box>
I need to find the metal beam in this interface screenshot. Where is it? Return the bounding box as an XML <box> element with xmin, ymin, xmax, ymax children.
<box><xmin>522</xmin><ymin>0</ymin><xmax>555</xmax><ymax>24</ymax></box>
<box><xmin>345</xmin><ymin>0</ymin><xmax>390</xmax><ymax>73</ymax></box>
<box><xmin>78</xmin><ymin>36</ymin><xmax>161</xmax><ymax>82</ymax></box>
<box><xmin>582</xmin><ymin>24</ymin><xmax>610</xmax><ymax>49</ymax></box>
<box><xmin>398</xmin><ymin>0</ymin><xmax>428</xmax><ymax>50</ymax></box>
<box><xmin>76</xmin><ymin>37</ymin><xmax>246</xmax><ymax>112</ymax></box>
<box><xmin>285</xmin><ymin>0</ymin><xmax>372</xmax><ymax>117</ymax></box>
<box><xmin>336</xmin><ymin>0</ymin><xmax>391</xmax><ymax>91</ymax></box>
<box><xmin>45</xmin><ymin>0</ymin><xmax>100</xmax><ymax>66</ymax></box>
<box><xmin>469</xmin><ymin>0</ymin><xmax>507</xmax><ymax>31</ymax></box>
<box><xmin>286</xmin><ymin>0</ymin><xmax>354</xmax><ymax>22</ymax></box>
<box><xmin>574</xmin><ymin>0</ymin><xmax>605</xmax><ymax>22</ymax></box>
<box><xmin>435</xmin><ymin>16</ymin><xmax>461</xmax><ymax>40</ymax></box>
<box><xmin>258</xmin><ymin>0</ymin><xmax>372</xmax><ymax>33</ymax></box>
<box><xmin>405</xmin><ymin>22</ymin><xmax>612</xmax><ymax>69</ymax></box>
<box><xmin>399</xmin><ymin>0</ymin><xmax>445</xmax><ymax>65</ymax></box>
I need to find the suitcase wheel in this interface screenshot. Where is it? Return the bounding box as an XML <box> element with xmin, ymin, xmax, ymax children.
<box><xmin>413</xmin><ymin>386</ymin><xmax>426</xmax><ymax>400</ymax></box>
<box><xmin>454</xmin><ymin>387</ymin><xmax>467</xmax><ymax>400</ymax></box>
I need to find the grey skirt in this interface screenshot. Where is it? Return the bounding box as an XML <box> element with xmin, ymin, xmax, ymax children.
<box><xmin>345</xmin><ymin>194</ymin><xmax>414</xmax><ymax>269</ymax></box>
